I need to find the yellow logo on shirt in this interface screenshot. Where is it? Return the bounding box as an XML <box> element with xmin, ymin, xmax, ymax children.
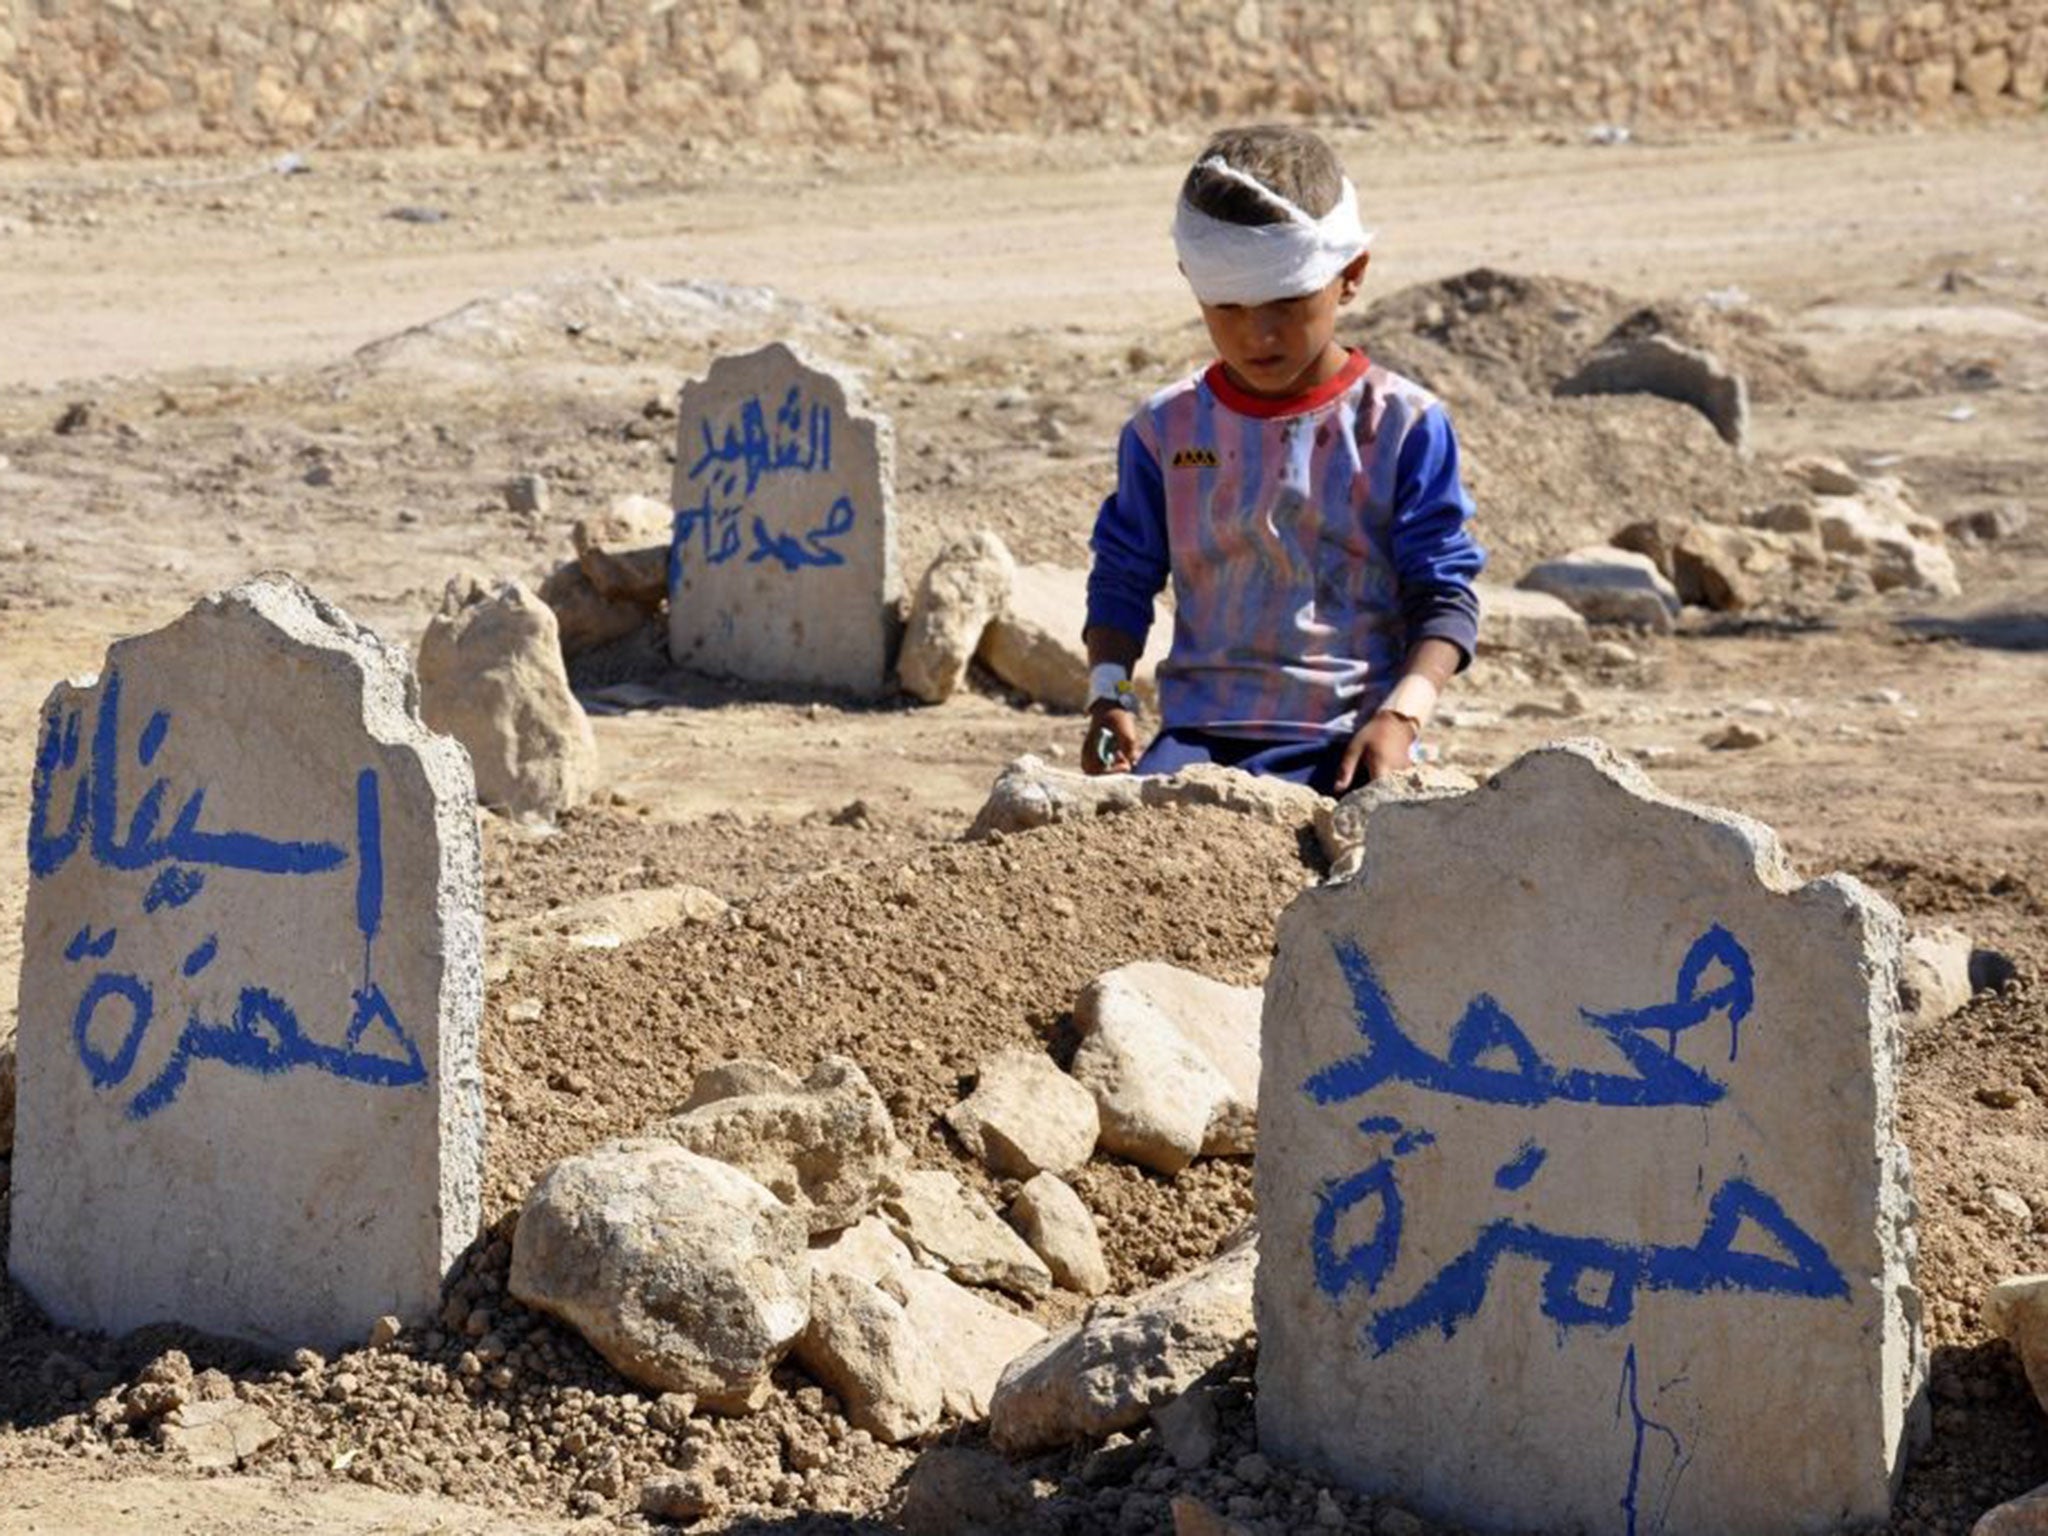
<box><xmin>1171</xmin><ymin>447</ymin><xmax>1219</xmax><ymax>468</ymax></box>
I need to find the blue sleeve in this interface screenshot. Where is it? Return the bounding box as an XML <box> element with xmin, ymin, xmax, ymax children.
<box><xmin>1390</xmin><ymin>404</ymin><xmax>1486</xmax><ymax>669</ymax></box>
<box><xmin>1085</xmin><ymin>422</ymin><xmax>1170</xmax><ymax>644</ymax></box>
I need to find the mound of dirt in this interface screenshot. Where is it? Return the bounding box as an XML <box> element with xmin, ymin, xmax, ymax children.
<box><xmin>346</xmin><ymin>276</ymin><xmax>889</xmax><ymax>387</ymax></box>
<box><xmin>1453</xmin><ymin>391</ymin><xmax>1782</xmax><ymax>578</ymax></box>
<box><xmin>1356</xmin><ymin>267</ymin><xmax>1821</xmax><ymax>405</ymax></box>
<box><xmin>481</xmin><ymin>801</ymin><xmax>1313</xmax><ymax>1248</ymax></box>
<box><xmin>1345</xmin><ymin>270</ymin><xmax>1826</xmax><ymax>578</ymax></box>
<box><xmin>4</xmin><ymin>782</ymin><xmax>2047</xmax><ymax>1532</ymax></box>
<box><xmin>0</xmin><ymin>801</ymin><xmax>1314</xmax><ymax>1527</ymax></box>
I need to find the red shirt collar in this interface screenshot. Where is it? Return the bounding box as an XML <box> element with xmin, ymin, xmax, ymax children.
<box><xmin>1203</xmin><ymin>348</ymin><xmax>1370</xmax><ymax>419</ymax></box>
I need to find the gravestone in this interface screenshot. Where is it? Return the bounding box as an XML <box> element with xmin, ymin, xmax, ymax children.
<box><xmin>1257</xmin><ymin>742</ymin><xmax>1923</xmax><ymax>1536</ymax></box>
<box><xmin>668</xmin><ymin>343</ymin><xmax>898</xmax><ymax>696</ymax></box>
<box><xmin>10</xmin><ymin>575</ymin><xmax>484</xmax><ymax>1351</ymax></box>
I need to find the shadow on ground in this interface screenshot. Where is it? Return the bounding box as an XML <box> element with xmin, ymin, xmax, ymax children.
<box><xmin>1898</xmin><ymin>606</ymin><xmax>2048</xmax><ymax>652</ymax></box>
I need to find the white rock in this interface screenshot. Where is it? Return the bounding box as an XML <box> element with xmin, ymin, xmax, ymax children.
<box><xmin>1475</xmin><ymin>583</ymin><xmax>1590</xmax><ymax>654</ymax></box>
<box><xmin>885</xmin><ymin>1267</ymin><xmax>1047</xmax><ymax>1421</ymax></box>
<box><xmin>882</xmin><ymin>1169</ymin><xmax>1052</xmax><ymax>1299</ymax></box>
<box><xmin>1316</xmin><ymin>765</ymin><xmax>1479</xmax><ymax>883</ymax></box>
<box><xmin>417</xmin><ymin>576</ymin><xmax>600</xmax><ymax>818</ymax></box>
<box><xmin>1151</xmin><ymin>1383</ymin><xmax>1222</xmax><ymax>1469</ymax></box>
<box><xmin>508</xmin><ymin>1139</ymin><xmax>809</xmax><ymax>1413</ymax></box>
<box><xmin>1518</xmin><ymin>546</ymin><xmax>1682</xmax><ymax>632</ymax></box>
<box><xmin>977</xmin><ymin>563</ymin><xmax>1157</xmax><ymax>711</ymax></box>
<box><xmin>1008</xmin><ymin>1173</ymin><xmax>1110</xmax><ymax>1295</ymax></box>
<box><xmin>654</xmin><ymin>1056</ymin><xmax>906</xmax><ymax>1236</ymax></box>
<box><xmin>1782</xmin><ymin>453</ymin><xmax>1864</xmax><ymax>497</ymax></box>
<box><xmin>809</xmin><ymin>1214</ymin><xmax>921</xmax><ymax>1289</ymax></box>
<box><xmin>487</xmin><ymin>884</ymin><xmax>727</xmax><ymax>983</ymax></box>
<box><xmin>1813</xmin><ymin>498</ymin><xmax>1960</xmax><ymax>597</ymax></box>
<box><xmin>1069</xmin><ymin>1014</ymin><xmax>1219</xmax><ymax>1175</ymax></box>
<box><xmin>1137</xmin><ymin>763</ymin><xmax>1325</xmax><ymax>828</ymax></box>
<box><xmin>1556</xmin><ymin>333</ymin><xmax>1749</xmax><ymax>451</ymax></box>
<box><xmin>988</xmin><ymin>1234</ymin><xmax>1256</xmax><ymax>1453</ymax></box>
<box><xmin>793</xmin><ymin>1271</ymin><xmax>943</xmax><ymax>1443</ymax></box>
<box><xmin>1985</xmin><ymin>1277</ymin><xmax>2048</xmax><ymax>1414</ymax></box>
<box><xmin>1989</xmin><ymin>1188</ymin><xmax>2034</xmax><ymax>1225</ymax></box>
<box><xmin>1973</xmin><ymin>1483</ymin><xmax>2048</xmax><ymax>1536</ymax></box>
<box><xmin>1072</xmin><ymin>962</ymin><xmax>1263</xmax><ymax>1171</ymax></box>
<box><xmin>945</xmin><ymin>1048</ymin><xmax>1099</xmax><ymax>1179</ymax></box>
<box><xmin>1899</xmin><ymin>925</ymin><xmax>1975</xmax><ymax>1025</ymax></box>
<box><xmin>966</xmin><ymin>754</ymin><xmax>1142</xmax><ymax>839</ymax></box>
<box><xmin>974</xmin><ymin>563</ymin><xmax>1089</xmax><ymax>710</ymax></box>
<box><xmin>967</xmin><ymin>757</ymin><xmax>1327</xmax><ymax>844</ymax></box>
<box><xmin>158</xmin><ymin>1400</ymin><xmax>282</xmax><ymax>1469</ymax></box>
<box><xmin>573</xmin><ymin>493</ymin><xmax>671</xmax><ymax>609</ymax></box>
<box><xmin>899</xmin><ymin>531</ymin><xmax>1016</xmax><ymax>703</ymax></box>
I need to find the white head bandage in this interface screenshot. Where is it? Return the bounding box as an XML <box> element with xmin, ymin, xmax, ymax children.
<box><xmin>1172</xmin><ymin>157</ymin><xmax>1374</xmax><ymax>306</ymax></box>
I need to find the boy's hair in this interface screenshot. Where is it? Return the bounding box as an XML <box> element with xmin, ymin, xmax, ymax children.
<box><xmin>1181</xmin><ymin>126</ymin><xmax>1345</xmax><ymax>226</ymax></box>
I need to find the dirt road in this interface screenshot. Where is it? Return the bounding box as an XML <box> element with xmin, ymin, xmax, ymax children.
<box><xmin>3</xmin><ymin>127</ymin><xmax>2044</xmax><ymax>389</ymax></box>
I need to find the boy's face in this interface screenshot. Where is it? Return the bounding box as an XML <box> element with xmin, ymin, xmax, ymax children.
<box><xmin>1197</xmin><ymin>254</ymin><xmax>1370</xmax><ymax>399</ymax></box>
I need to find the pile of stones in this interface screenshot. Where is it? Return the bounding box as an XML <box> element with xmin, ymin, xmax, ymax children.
<box><xmin>1521</xmin><ymin>453</ymin><xmax>1965</xmax><ymax>633</ymax></box>
<box><xmin>506</xmin><ymin>949</ymin><xmax>1281</xmax><ymax>1464</ymax></box>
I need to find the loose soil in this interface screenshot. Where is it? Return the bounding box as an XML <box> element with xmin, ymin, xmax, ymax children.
<box><xmin>1</xmin><ymin>122</ymin><xmax>2046</xmax><ymax>1534</ymax></box>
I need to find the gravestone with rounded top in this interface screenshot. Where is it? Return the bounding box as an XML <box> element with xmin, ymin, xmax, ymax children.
<box><xmin>668</xmin><ymin>342</ymin><xmax>898</xmax><ymax>696</ymax></box>
<box><xmin>1257</xmin><ymin>742</ymin><xmax>1924</xmax><ymax>1536</ymax></box>
<box><xmin>9</xmin><ymin>574</ymin><xmax>484</xmax><ymax>1351</ymax></box>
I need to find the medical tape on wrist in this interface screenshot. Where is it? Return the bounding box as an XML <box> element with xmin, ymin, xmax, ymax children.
<box><xmin>1380</xmin><ymin>674</ymin><xmax>1441</xmax><ymax>729</ymax></box>
<box><xmin>1088</xmin><ymin>662</ymin><xmax>1139</xmax><ymax>711</ymax></box>
<box><xmin>1172</xmin><ymin>159</ymin><xmax>1375</xmax><ymax>306</ymax></box>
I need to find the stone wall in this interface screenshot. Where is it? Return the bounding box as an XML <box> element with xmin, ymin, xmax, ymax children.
<box><xmin>1</xmin><ymin>0</ymin><xmax>2042</xmax><ymax>159</ymax></box>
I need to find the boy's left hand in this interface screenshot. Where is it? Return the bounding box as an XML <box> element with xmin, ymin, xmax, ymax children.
<box><xmin>1334</xmin><ymin>711</ymin><xmax>1418</xmax><ymax>795</ymax></box>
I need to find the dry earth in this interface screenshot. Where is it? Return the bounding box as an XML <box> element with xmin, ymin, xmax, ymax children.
<box><xmin>1</xmin><ymin>121</ymin><xmax>2046</xmax><ymax>1534</ymax></box>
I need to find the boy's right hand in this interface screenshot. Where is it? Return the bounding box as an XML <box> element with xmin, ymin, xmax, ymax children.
<box><xmin>1083</xmin><ymin>705</ymin><xmax>1139</xmax><ymax>775</ymax></box>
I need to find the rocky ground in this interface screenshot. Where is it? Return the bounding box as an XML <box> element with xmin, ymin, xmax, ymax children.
<box><xmin>1</xmin><ymin>123</ymin><xmax>2047</xmax><ymax>1533</ymax></box>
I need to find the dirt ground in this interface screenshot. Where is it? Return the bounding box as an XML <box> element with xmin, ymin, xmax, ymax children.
<box><xmin>1</xmin><ymin>120</ymin><xmax>2046</xmax><ymax>1534</ymax></box>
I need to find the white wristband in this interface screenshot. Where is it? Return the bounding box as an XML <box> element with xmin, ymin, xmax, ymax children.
<box><xmin>1377</xmin><ymin>674</ymin><xmax>1441</xmax><ymax>729</ymax></box>
<box><xmin>1088</xmin><ymin>663</ymin><xmax>1138</xmax><ymax>712</ymax></box>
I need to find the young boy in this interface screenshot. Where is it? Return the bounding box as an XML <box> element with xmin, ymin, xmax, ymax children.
<box><xmin>1082</xmin><ymin>125</ymin><xmax>1483</xmax><ymax>796</ymax></box>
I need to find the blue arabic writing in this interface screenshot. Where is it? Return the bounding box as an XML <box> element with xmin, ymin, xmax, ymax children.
<box><xmin>672</xmin><ymin>385</ymin><xmax>857</xmax><ymax>583</ymax></box>
<box><xmin>1358</xmin><ymin>1175</ymin><xmax>1847</xmax><ymax>1354</ymax></box>
<box><xmin>687</xmin><ymin>386</ymin><xmax>832</xmax><ymax>494</ymax></box>
<box><xmin>1304</xmin><ymin>925</ymin><xmax>1847</xmax><ymax>1364</ymax></box>
<box><xmin>1304</xmin><ymin>926</ymin><xmax>1755</xmax><ymax>1112</ymax></box>
<box><xmin>32</xmin><ymin>669</ymin><xmax>350</xmax><ymax>882</ymax></box>
<box><xmin>32</xmin><ymin>680</ymin><xmax>429</xmax><ymax>1118</ymax></box>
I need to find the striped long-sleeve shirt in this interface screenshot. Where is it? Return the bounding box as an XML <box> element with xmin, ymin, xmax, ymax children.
<box><xmin>1086</xmin><ymin>350</ymin><xmax>1484</xmax><ymax>741</ymax></box>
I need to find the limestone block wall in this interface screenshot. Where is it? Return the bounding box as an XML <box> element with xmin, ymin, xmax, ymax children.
<box><xmin>0</xmin><ymin>0</ymin><xmax>2042</xmax><ymax>159</ymax></box>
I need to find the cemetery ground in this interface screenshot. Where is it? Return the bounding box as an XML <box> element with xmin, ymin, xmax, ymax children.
<box><xmin>0</xmin><ymin>120</ymin><xmax>2046</xmax><ymax>1533</ymax></box>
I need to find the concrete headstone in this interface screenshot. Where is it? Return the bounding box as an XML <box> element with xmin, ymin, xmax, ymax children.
<box><xmin>1257</xmin><ymin>742</ymin><xmax>1923</xmax><ymax>1536</ymax></box>
<box><xmin>10</xmin><ymin>575</ymin><xmax>484</xmax><ymax>1350</ymax></box>
<box><xmin>668</xmin><ymin>343</ymin><xmax>897</xmax><ymax>696</ymax></box>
